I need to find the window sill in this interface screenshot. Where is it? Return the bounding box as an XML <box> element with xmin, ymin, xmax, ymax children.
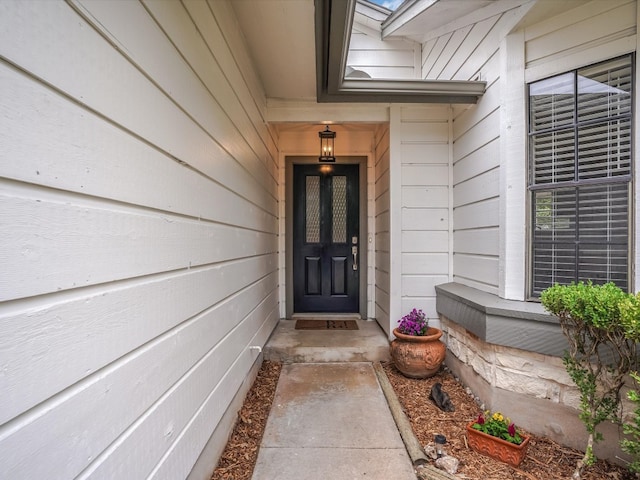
<box><xmin>435</xmin><ymin>282</ymin><xmax>567</xmax><ymax>357</ymax></box>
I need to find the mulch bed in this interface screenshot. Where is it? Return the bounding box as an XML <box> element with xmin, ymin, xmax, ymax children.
<box><xmin>381</xmin><ymin>361</ymin><xmax>632</xmax><ymax>480</ymax></box>
<box><xmin>211</xmin><ymin>361</ymin><xmax>281</xmax><ymax>480</ymax></box>
<box><xmin>211</xmin><ymin>360</ymin><xmax>632</xmax><ymax>480</ymax></box>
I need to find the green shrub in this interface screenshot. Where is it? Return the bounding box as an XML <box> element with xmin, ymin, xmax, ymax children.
<box><xmin>541</xmin><ymin>282</ymin><xmax>637</xmax><ymax>479</ymax></box>
<box><xmin>620</xmin><ymin>293</ymin><xmax>640</xmax><ymax>342</ymax></box>
<box><xmin>621</xmin><ymin>372</ymin><xmax>640</xmax><ymax>474</ymax></box>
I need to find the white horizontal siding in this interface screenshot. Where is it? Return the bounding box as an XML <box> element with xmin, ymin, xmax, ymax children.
<box><xmin>454</xmin><ymin>198</ymin><xmax>499</xmax><ymax>230</ymax></box>
<box><xmin>454</xmin><ymin>228</ymin><xmax>499</xmax><ymax>256</ymax></box>
<box><xmin>403</xmin><ymin>208</ymin><xmax>449</xmax><ymax>230</ymax></box>
<box><xmin>453</xmin><ymin>253</ymin><xmax>499</xmax><ymax>292</ymax></box>
<box><xmin>401</xmin><ymin>143</ymin><xmax>449</xmax><ymax>164</ymax></box>
<box><xmin>401</xmin><ymin>298</ymin><xmax>438</xmax><ymax>321</ymax></box>
<box><xmin>402</xmin><ymin>231</ymin><xmax>449</xmax><ymax>252</ymax></box>
<box><xmin>525</xmin><ymin>0</ymin><xmax>636</xmax><ymax>69</ymax></box>
<box><xmin>0</xmin><ymin>257</ymin><xmax>277</xmax><ymax>426</ymax></box>
<box><xmin>396</xmin><ymin>107</ymin><xmax>450</xmax><ymax>324</ymax></box>
<box><xmin>402</xmin><ymin>186</ymin><xmax>448</xmax><ymax>208</ymax></box>
<box><xmin>450</xmin><ymin>59</ymin><xmax>501</xmax><ymax>292</ymax></box>
<box><xmin>0</xmin><ymin>63</ymin><xmax>273</xmax><ymax>230</ymax></box>
<box><xmin>452</xmin><ymin>102</ymin><xmax>500</xmax><ymax>162</ymax></box>
<box><xmin>349</xmin><ymin>26</ymin><xmax>419</xmax><ymax>79</ymax></box>
<box><xmin>0</xmin><ymin>1</ymin><xmax>278</xmax><ymax>479</ymax></box>
<box><xmin>349</xmin><ymin>49</ymin><xmax>416</xmax><ymax>67</ymax></box>
<box><xmin>402</xmin><ymin>253</ymin><xmax>449</xmax><ymax>275</ymax></box>
<box><xmin>375</xmin><ymin>124</ymin><xmax>391</xmax><ymax>335</ymax></box>
<box><xmin>1</xmin><ymin>186</ymin><xmax>274</xmax><ymax>301</ymax></box>
<box><xmin>402</xmin><ymin>275</ymin><xmax>450</xmax><ymax>297</ymax></box>
<box><xmin>452</xmin><ymin>168</ymin><xmax>499</xmax><ymax>208</ymax></box>
<box><xmin>453</xmin><ymin>139</ymin><xmax>500</xmax><ymax>185</ymax></box>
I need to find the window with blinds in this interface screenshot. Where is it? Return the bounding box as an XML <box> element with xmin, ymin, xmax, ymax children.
<box><xmin>528</xmin><ymin>55</ymin><xmax>633</xmax><ymax>297</ymax></box>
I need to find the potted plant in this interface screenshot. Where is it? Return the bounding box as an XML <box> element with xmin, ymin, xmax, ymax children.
<box><xmin>390</xmin><ymin>308</ymin><xmax>446</xmax><ymax>378</ymax></box>
<box><xmin>466</xmin><ymin>410</ymin><xmax>531</xmax><ymax>467</ymax></box>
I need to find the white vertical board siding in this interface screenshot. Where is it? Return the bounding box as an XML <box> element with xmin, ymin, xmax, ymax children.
<box><xmin>399</xmin><ymin>107</ymin><xmax>451</xmax><ymax>325</ymax></box>
<box><xmin>0</xmin><ymin>1</ymin><xmax>278</xmax><ymax>479</ymax></box>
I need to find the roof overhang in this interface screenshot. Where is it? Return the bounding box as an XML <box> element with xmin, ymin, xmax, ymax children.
<box><xmin>315</xmin><ymin>0</ymin><xmax>486</xmax><ymax>104</ymax></box>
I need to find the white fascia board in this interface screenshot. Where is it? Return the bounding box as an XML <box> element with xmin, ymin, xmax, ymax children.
<box><xmin>382</xmin><ymin>0</ymin><xmax>438</xmax><ymax>39</ymax></box>
<box><xmin>356</xmin><ymin>0</ymin><xmax>390</xmax><ymax>21</ymax></box>
<box><xmin>317</xmin><ymin>0</ymin><xmax>486</xmax><ymax>104</ymax></box>
<box><xmin>340</xmin><ymin>78</ymin><xmax>486</xmax><ymax>96</ymax></box>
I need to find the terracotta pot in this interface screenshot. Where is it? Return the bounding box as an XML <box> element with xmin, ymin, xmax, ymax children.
<box><xmin>390</xmin><ymin>327</ymin><xmax>446</xmax><ymax>378</ymax></box>
<box><xmin>466</xmin><ymin>421</ymin><xmax>530</xmax><ymax>467</ymax></box>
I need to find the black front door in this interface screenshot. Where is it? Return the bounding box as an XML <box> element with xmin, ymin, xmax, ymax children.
<box><xmin>293</xmin><ymin>164</ymin><xmax>359</xmax><ymax>313</ymax></box>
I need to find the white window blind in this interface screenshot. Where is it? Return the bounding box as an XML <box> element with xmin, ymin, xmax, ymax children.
<box><xmin>528</xmin><ymin>55</ymin><xmax>632</xmax><ymax>297</ymax></box>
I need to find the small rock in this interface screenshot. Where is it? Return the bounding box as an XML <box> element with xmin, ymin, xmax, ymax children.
<box><xmin>423</xmin><ymin>442</ymin><xmax>438</xmax><ymax>460</ymax></box>
<box><xmin>435</xmin><ymin>455</ymin><xmax>459</xmax><ymax>475</ymax></box>
<box><xmin>430</xmin><ymin>383</ymin><xmax>455</xmax><ymax>412</ymax></box>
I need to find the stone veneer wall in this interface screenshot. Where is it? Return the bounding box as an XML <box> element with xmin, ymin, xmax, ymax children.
<box><xmin>436</xmin><ymin>283</ymin><xmax>631</xmax><ymax>465</ymax></box>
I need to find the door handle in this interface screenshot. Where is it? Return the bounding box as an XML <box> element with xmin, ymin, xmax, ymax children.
<box><xmin>352</xmin><ymin>246</ymin><xmax>358</xmax><ymax>271</ymax></box>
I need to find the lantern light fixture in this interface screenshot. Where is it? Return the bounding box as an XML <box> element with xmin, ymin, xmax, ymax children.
<box><xmin>319</xmin><ymin>125</ymin><xmax>336</xmax><ymax>162</ymax></box>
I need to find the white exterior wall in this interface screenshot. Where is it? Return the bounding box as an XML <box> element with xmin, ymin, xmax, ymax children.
<box><xmin>398</xmin><ymin>107</ymin><xmax>451</xmax><ymax>327</ymax></box>
<box><xmin>422</xmin><ymin>6</ymin><xmax>526</xmax><ymax>295</ymax></box>
<box><xmin>0</xmin><ymin>1</ymin><xmax>279</xmax><ymax>479</ymax></box>
<box><xmin>451</xmin><ymin>57</ymin><xmax>502</xmax><ymax>296</ymax></box>
<box><xmin>374</xmin><ymin>123</ymin><xmax>392</xmax><ymax>335</ymax></box>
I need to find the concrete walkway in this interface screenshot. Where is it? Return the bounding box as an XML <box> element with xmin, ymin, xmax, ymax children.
<box><xmin>251</xmin><ymin>362</ymin><xmax>416</xmax><ymax>480</ymax></box>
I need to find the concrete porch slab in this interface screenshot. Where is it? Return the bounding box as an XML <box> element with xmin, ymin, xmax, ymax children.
<box><xmin>263</xmin><ymin>319</ymin><xmax>391</xmax><ymax>363</ymax></box>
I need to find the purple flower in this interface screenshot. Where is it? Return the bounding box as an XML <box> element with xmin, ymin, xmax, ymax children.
<box><xmin>508</xmin><ymin>422</ymin><xmax>516</xmax><ymax>437</ymax></box>
<box><xmin>397</xmin><ymin>308</ymin><xmax>428</xmax><ymax>336</ymax></box>
<box><xmin>477</xmin><ymin>414</ymin><xmax>485</xmax><ymax>425</ymax></box>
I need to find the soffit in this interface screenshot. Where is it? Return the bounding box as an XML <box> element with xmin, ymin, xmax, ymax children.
<box><xmin>231</xmin><ymin>0</ymin><xmax>317</xmax><ymax>101</ymax></box>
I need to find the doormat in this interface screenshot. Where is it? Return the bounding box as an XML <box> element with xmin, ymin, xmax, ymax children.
<box><xmin>294</xmin><ymin>319</ymin><xmax>359</xmax><ymax>330</ymax></box>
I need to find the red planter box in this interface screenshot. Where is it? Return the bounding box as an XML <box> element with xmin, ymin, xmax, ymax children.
<box><xmin>466</xmin><ymin>421</ymin><xmax>530</xmax><ymax>467</ymax></box>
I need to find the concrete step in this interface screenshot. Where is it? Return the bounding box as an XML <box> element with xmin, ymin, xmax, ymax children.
<box><xmin>263</xmin><ymin>319</ymin><xmax>391</xmax><ymax>363</ymax></box>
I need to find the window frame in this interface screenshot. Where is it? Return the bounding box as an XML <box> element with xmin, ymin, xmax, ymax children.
<box><xmin>526</xmin><ymin>54</ymin><xmax>635</xmax><ymax>299</ymax></box>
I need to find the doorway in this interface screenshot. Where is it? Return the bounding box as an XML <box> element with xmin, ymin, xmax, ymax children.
<box><xmin>291</xmin><ymin>163</ymin><xmax>360</xmax><ymax>313</ymax></box>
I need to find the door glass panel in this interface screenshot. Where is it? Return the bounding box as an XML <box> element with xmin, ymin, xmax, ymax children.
<box><xmin>306</xmin><ymin>176</ymin><xmax>320</xmax><ymax>243</ymax></box>
<box><xmin>332</xmin><ymin>176</ymin><xmax>347</xmax><ymax>243</ymax></box>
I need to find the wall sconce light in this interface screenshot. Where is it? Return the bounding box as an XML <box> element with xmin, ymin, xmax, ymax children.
<box><xmin>319</xmin><ymin>125</ymin><xmax>336</xmax><ymax>162</ymax></box>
